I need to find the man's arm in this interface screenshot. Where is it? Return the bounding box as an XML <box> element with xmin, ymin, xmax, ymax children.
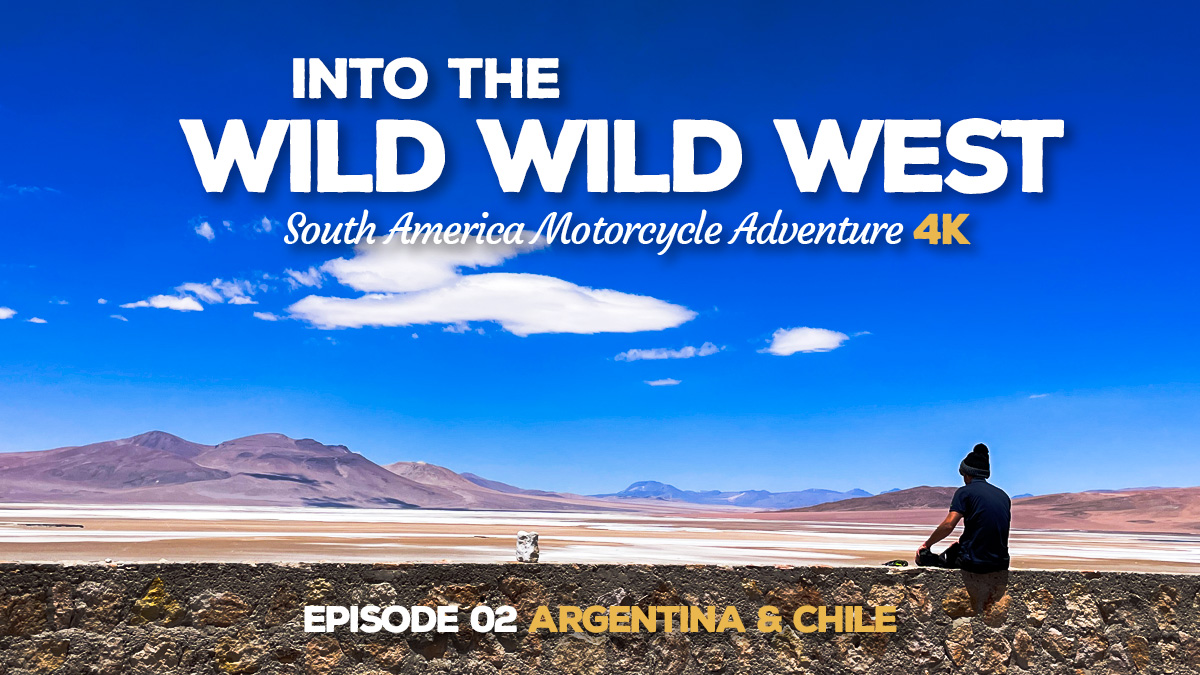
<box><xmin>916</xmin><ymin>511</ymin><xmax>963</xmax><ymax>559</ymax></box>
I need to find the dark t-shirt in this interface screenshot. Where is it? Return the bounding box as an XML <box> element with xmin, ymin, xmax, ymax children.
<box><xmin>950</xmin><ymin>479</ymin><xmax>1011</xmax><ymax>573</ymax></box>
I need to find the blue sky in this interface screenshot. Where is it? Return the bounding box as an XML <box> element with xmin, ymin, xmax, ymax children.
<box><xmin>1</xmin><ymin>1</ymin><xmax>1197</xmax><ymax>496</ymax></box>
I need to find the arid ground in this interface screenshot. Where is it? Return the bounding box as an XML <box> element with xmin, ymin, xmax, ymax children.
<box><xmin>2</xmin><ymin>503</ymin><xmax>1197</xmax><ymax>573</ymax></box>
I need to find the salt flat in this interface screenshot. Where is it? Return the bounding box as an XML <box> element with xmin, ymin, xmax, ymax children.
<box><xmin>1</xmin><ymin>504</ymin><xmax>1197</xmax><ymax>573</ymax></box>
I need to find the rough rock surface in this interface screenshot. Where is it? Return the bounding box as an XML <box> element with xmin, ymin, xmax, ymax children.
<box><xmin>0</xmin><ymin>563</ymin><xmax>1195</xmax><ymax>674</ymax></box>
<box><xmin>517</xmin><ymin>531</ymin><xmax>540</xmax><ymax>563</ymax></box>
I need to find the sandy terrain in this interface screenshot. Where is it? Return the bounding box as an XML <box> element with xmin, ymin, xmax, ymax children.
<box><xmin>1</xmin><ymin>504</ymin><xmax>1197</xmax><ymax>573</ymax></box>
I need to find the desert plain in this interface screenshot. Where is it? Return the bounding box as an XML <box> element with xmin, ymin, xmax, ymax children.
<box><xmin>1</xmin><ymin>503</ymin><xmax>1198</xmax><ymax>574</ymax></box>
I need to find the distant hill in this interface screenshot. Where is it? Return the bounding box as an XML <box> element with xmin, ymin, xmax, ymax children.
<box><xmin>784</xmin><ymin>486</ymin><xmax>958</xmax><ymax>512</ymax></box>
<box><xmin>593</xmin><ymin>480</ymin><xmax>871</xmax><ymax>510</ymax></box>
<box><xmin>0</xmin><ymin>432</ymin><xmax>439</xmax><ymax>508</ymax></box>
<box><xmin>1010</xmin><ymin>487</ymin><xmax>1200</xmax><ymax>530</ymax></box>
<box><xmin>460</xmin><ymin>472</ymin><xmax>561</xmax><ymax>497</ymax></box>
<box><xmin>0</xmin><ymin>431</ymin><xmax>617</xmax><ymax>511</ymax></box>
<box><xmin>776</xmin><ymin>485</ymin><xmax>1200</xmax><ymax>534</ymax></box>
<box><xmin>383</xmin><ymin>462</ymin><xmax>594</xmax><ymax>510</ymax></box>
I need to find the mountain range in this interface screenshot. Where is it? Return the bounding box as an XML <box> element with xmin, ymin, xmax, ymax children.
<box><xmin>0</xmin><ymin>431</ymin><xmax>609</xmax><ymax>511</ymax></box>
<box><xmin>0</xmin><ymin>431</ymin><xmax>869</xmax><ymax>512</ymax></box>
<box><xmin>775</xmin><ymin>484</ymin><xmax>1200</xmax><ymax>534</ymax></box>
<box><xmin>593</xmin><ymin>480</ymin><xmax>872</xmax><ymax>509</ymax></box>
<box><xmin>785</xmin><ymin>485</ymin><xmax>959</xmax><ymax>512</ymax></box>
<box><xmin>6</xmin><ymin>432</ymin><xmax>1190</xmax><ymax>533</ymax></box>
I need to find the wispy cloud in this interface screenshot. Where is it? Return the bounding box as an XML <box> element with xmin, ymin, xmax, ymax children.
<box><xmin>120</xmin><ymin>295</ymin><xmax>204</xmax><ymax>312</ymax></box>
<box><xmin>181</xmin><ymin>278</ymin><xmax>262</xmax><ymax>304</ymax></box>
<box><xmin>443</xmin><ymin>322</ymin><xmax>485</xmax><ymax>335</ymax></box>
<box><xmin>0</xmin><ymin>307</ymin><xmax>15</xmax><ymax>320</ymax></box>
<box><xmin>252</xmin><ymin>312</ymin><xmax>280</xmax><ymax>321</ymax></box>
<box><xmin>97</xmin><ymin>298</ymin><xmax>108</xmax><ymax>305</ymax></box>
<box><xmin>125</xmin><ymin>276</ymin><xmax>266</xmax><ymax>312</ymax></box>
<box><xmin>194</xmin><ymin>221</ymin><xmax>216</xmax><ymax>241</ymax></box>
<box><xmin>110</xmin><ymin>314</ymin><xmax>128</xmax><ymax>322</ymax></box>
<box><xmin>616</xmin><ymin>342</ymin><xmax>721</xmax><ymax>361</ymax></box>
<box><xmin>189</xmin><ymin>215</ymin><xmax>278</xmax><ymax>239</ymax></box>
<box><xmin>762</xmin><ymin>327</ymin><xmax>849</xmax><ymax>355</ymax></box>
<box><xmin>3</xmin><ymin>184</ymin><xmax>60</xmax><ymax>197</ymax></box>
<box><xmin>176</xmin><ymin>282</ymin><xmax>223</xmax><ymax>304</ymax></box>
<box><xmin>645</xmin><ymin>378</ymin><xmax>681</xmax><ymax>386</ymax></box>
<box><xmin>1029</xmin><ymin>393</ymin><xmax>1050</xmax><ymax>399</ymax></box>
<box><xmin>26</xmin><ymin>317</ymin><xmax>47</xmax><ymax>324</ymax></box>
<box><xmin>285</xmin><ymin>267</ymin><xmax>324</xmax><ymax>289</ymax></box>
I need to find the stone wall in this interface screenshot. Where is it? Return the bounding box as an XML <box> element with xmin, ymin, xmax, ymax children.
<box><xmin>1</xmin><ymin>563</ymin><xmax>1198</xmax><ymax>674</ymax></box>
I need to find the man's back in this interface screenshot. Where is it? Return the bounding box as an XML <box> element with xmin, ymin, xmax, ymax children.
<box><xmin>950</xmin><ymin>479</ymin><xmax>1011</xmax><ymax>573</ymax></box>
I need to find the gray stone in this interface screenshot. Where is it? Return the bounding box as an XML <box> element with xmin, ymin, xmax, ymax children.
<box><xmin>517</xmin><ymin>530</ymin><xmax>539</xmax><ymax>563</ymax></box>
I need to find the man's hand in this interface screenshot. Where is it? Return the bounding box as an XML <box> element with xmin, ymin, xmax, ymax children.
<box><xmin>916</xmin><ymin>511</ymin><xmax>962</xmax><ymax>565</ymax></box>
<box><xmin>915</xmin><ymin>546</ymin><xmax>929</xmax><ymax>564</ymax></box>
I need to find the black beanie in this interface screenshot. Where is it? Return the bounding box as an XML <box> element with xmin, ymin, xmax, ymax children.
<box><xmin>959</xmin><ymin>443</ymin><xmax>991</xmax><ymax>479</ymax></box>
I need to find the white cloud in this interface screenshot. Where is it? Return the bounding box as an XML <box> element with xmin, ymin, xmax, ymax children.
<box><xmin>192</xmin><ymin>215</ymin><xmax>277</xmax><ymax>238</ymax></box>
<box><xmin>441</xmin><ymin>322</ymin><xmax>486</xmax><ymax>335</ymax></box>
<box><xmin>212</xmin><ymin>278</ymin><xmax>260</xmax><ymax>303</ymax></box>
<box><xmin>616</xmin><ymin>342</ymin><xmax>721</xmax><ymax>361</ymax></box>
<box><xmin>289</xmin><ymin>273</ymin><xmax>695</xmax><ymax>335</ymax></box>
<box><xmin>252</xmin><ymin>312</ymin><xmax>280</xmax><ymax>321</ymax></box>
<box><xmin>0</xmin><ymin>307</ymin><xmax>15</xmax><ymax>320</ymax></box>
<box><xmin>121</xmin><ymin>295</ymin><xmax>204</xmax><ymax>312</ymax></box>
<box><xmin>762</xmin><ymin>327</ymin><xmax>849</xmax><ymax>355</ymax></box>
<box><xmin>52</xmin><ymin>299</ymin><xmax>68</xmax><ymax>305</ymax></box>
<box><xmin>194</xmin><ymin>221</ymin><xmax>216</xmax><ymax>241</ymax></box>
<box><xmin>1029</xmin><ymin>393</ymin><xmax>1050</xmax><ymax>399</ymax></box>
<box><xmin>285</xmin><ymin>267</ymin><xmax>324</xmax><ymax>289</ymax></box>
<box><xmin>290</xmin><ymin>237</ymin><xmax>694</xmax><ymax>336</ymax></box>
<box><xmin>173</xmin><ymin>278</ymin><xmax>261</xmax><ymax>305</ymax></box>
<box><xmin>110</xmin><ymin>314</ymin><xmax>128</xmax><ymax>322</ymax></box>
<box><xmin>645</xmin><ymin>378</ymin><xmax>681</xmax><ymax>386</ymax></box>
<box><xmin>97</xmin><ymin>298</ymin><xmax>108</xmax><ymax>305</ymax></box>
<box><xmin>322</xmin><ymin>238</ymin><xmax>542</xmax><ymax>293</ymax></box>
<box><xmin>27</xmin><ymin>317</ymin><xmax>47</xmax><ymax>324</ymax></box>
<box><xmin>124</xmin><ymin>277</ymin><xmax>263</xmax><ymax>316</ymax></box>
<box><xmin>176</xmin><ymin>282</ymin><xmax>223</xmax><ymax>303</ymax></box>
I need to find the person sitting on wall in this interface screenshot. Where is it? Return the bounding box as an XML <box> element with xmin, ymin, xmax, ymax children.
<box><xmin>915</xmin><ymin>443</ymin><xmax>1011</xmax><ymax>573</ymax></box>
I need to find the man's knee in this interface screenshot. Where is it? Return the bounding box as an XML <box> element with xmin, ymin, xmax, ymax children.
<box><xmin>917</xmin><ymin>545</ymin><xmax>960</xmax><ymax>569</ymax></box>
<box><xmin>916</xmin><ymin>548</ymin><xmax>942</xmax><ymax>567</ymax></box>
